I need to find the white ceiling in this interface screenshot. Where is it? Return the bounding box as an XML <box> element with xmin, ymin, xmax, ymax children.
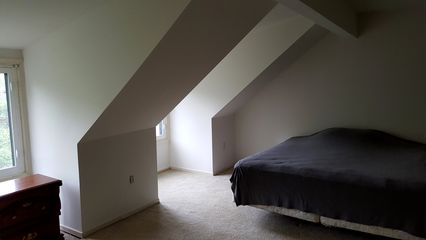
<box><xmin>0</xmin><ymin>0</ymin><xmax>424</xmax><ymax>50</ymax></box>
<box><xmin>348</xmin><ymin>0</ymin><xmax>426</xmax><ymax>12</ymax></box>
<box><xmin>0</xmin><ymin>0</ymin><xmax>106</xmax><ymax>49</ymax></box>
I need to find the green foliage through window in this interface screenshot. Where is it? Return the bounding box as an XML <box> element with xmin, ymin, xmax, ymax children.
<box><xmin>0</xmin><ymin>73</ymin><xmax>13</xmax><ymax>170</ymax></box>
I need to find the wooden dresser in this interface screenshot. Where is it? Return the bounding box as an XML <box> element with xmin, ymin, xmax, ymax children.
<box><xmin>0</xmin><ymin>174</ymin><xmax>63</xmax><ymax>240</ymax></box>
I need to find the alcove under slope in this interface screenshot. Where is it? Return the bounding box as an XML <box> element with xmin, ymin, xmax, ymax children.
<box><xmin>77</xmin><ymin>0</ymin><xmax>275</xmax><ymax>235</ymax></box>
<box><xmin>212</xmin><ymin>24</ymin><xmax>327</xmax><ymax>174</ymax></box>
<box><xmin>168</xmin><ymin>5</ymin><xmax>326</xmax><ymax>175</ymax></box>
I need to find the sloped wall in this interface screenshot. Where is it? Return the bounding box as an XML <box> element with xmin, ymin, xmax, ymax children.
<box><xmin>24</xmin><ymin>0</ymin><xmax>191</xmax><ymax>233</ymax></box>
<box><xmin>76</xmin><ymin>0</ymin><xmax>275</xmax><ymax>234</ymax></box>
<box><xmin>82</xmin><ymin>0</ymin><xmax>276</xmax><ymax>141</ymax></box>
<box><xmin>169</xmin><ymin>5</ymin><xmax>314</xmax><ymax>174</ymax></box>
<box><xmin>212</xmin><ymin>25</ymin><xmax>327</xmax><ymax>173</ymax></box>
<box><xmin>235</xmin><ymin>11</ymin><xmax>426</xmax><ymax>159</ymax></box>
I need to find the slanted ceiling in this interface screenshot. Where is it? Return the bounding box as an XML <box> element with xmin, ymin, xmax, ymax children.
<box><xmin>81</xmin><ymin>0</ymin><xmax>276</xmax><ymax>141</ymax></box>
<box><xmin>77</xmin><ymin>0</ymin><xmax>276</xmax><ymax>233</ymax></box>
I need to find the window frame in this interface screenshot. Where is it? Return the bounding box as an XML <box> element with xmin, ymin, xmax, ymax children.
<box><xmin>0</xmin><ymin>66</ymin><xmax>26</xmax><ymax>181</ymax></box>
<box><xmin>156</xmin><ymin>117</ymin><xmax>168</xmax><ymax>141</ymax></box>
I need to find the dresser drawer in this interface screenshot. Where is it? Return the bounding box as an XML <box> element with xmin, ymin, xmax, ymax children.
<box><xmin>0</xmin><ymin>217</ymin><xmax>62</xmax><ymax>240</ymax></box>
<box><xmin>0</xmin><ymin>175</ymin><xmax>62</xmax><ymax>239</ymax></box>
<box><xmin>0</xmin><ymin>186</ymin><xmax>59</xmax><ymax>210</ymax></box>
<box><xmin>0</xmin><ymin>196</ymin><xmax>60</xmax><ymax>230</ymax></box>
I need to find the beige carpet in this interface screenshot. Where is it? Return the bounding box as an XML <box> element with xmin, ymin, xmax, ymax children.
<box><xmin>64</xmin><ymin>169</ymin><xmax>389</xmax><ymax>240</ymax></box>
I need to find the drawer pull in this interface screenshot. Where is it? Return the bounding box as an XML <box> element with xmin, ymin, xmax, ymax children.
<box><xmin>11</xmin><ymin>215</ymin><xmax>17</xmax><ymax>220</ymax></box>
<box><xmin>41</xmin><ymin>205</ymin><xmax>47</xmax><ymax>210</ymax></box>
<box><xmin>22</xmin><ymin>202</ymin><xmax>33</xmax><ymax>208</ymax></box>
<box><xmin>22</xmin><ymin>232</ymin><xmax>38</xmax><ymax>240</ymax></box>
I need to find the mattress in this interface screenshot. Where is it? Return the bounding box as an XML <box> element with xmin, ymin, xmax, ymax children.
<box><xmin>230</xmin><ymin>128</ymin><xmax>426</xmax><ymax>238</ymax></box>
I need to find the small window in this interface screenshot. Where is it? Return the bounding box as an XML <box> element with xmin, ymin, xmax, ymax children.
<box><xmin>0</xmin><ymin>67</ymin><xmax>25</xmax><ymax>180</ymax></box>
<box><xmin>156</xmin><ymin>118</ymin><xmax>167</xmax><ymax>139</ymax></box>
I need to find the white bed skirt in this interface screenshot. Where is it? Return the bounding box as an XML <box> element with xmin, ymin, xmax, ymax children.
<box><xmin>252</xmin><ymin>205</ymin><xmax>425</xmax><ymax>240</ymax></box>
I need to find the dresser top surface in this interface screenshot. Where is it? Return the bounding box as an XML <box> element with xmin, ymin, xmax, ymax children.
<box><xmin>0</xmin><ymin>174</ymin><xmax>62</xmax><ymax>198</ymax></box>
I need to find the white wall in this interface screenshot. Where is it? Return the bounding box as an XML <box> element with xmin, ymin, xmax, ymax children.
<box><xmin>25</xmin><ymin>0</ymin><xmax>275</xmax><ymax>233</ymax></box>
<box><xmin>78</xmin><ymin>129</ymin><xmax>157</xmax><ymax>234</ymax></box>
<box><xmin>23</xmin><ymin>0</ymin><xmax>190</xmax><ymax>232</ymax></box>
<box><xmin>75</xmin><ymin>0</ymin><xmax>274</xmax><ymax>234</ymax></box>
<box><xmin>82</xmin><ymin>0</ymin><xmax>276</xmax><ymax>141</ymax></box>
<box><xmin>235</xmin><ymin>11</ymin><xmax>426</xmax><ymax>159</ymax></box>
<box><xmin>212</xmin><ymin>25</ymin><xmax>327</xmax><ymax>173</ymax></box>
<box><xmin>212</xmin><ymin>115</ymin><xmax>235</xmax><ymax>174</ymax></box>
<box><xmin>157</xmin><ymin>139</ymin><xmax>170</xmax><ymax>171</ymax></box>
<box><xmin>157</xmin><ymin>119</ymin><xmax>170</xmax><ymax>172</ymax></box>
<box><xmin>169</xmin><ymin>5</ymin><xmax>314</xmax><ymax>174</ymax></box>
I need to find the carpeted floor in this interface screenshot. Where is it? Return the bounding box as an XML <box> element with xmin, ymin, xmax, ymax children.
<box><xmin>64</xmin><ymin>169</ymin><xmax>389</xmax><ymax>240</ymax></box>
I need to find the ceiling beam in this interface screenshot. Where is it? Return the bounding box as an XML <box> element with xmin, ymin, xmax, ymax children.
<box><xmin>276</xmin><ymin>0</ymin><xmax>358</xmax><ymax>38</ymax></box>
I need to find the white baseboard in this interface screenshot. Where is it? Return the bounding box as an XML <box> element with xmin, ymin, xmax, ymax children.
<box><xmin>82</xmin><ymin>199</ymin><xmax>160</xmax><ymax>237</ymax></box>
<box><xmin>62</xmin><ymin>199</ymin><xmax>159</xmax><ymax>238</ymax></box>
<box><xmin>170</xmin><ymin>166</ymin><xmax>212</xmax><ymax>175</ymax></box>
<box><xmin>60</xmin><ymin>225</ymin><xmax>83</xmax><ymax>238</ymax></box>
<box><xmin>212</xmin><ymin>166</ymin><xmax>235</xmax><ymax>176</ymax></box>
<box><xmin>157</xmin><ymin>167</ymin><xmax>171</xmax><ymax>173</ymax></box>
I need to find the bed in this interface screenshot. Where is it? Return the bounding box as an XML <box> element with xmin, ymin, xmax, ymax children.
<box><xmin>230</xmin><ymin>128</ymin><xmax>426</xmax><ymax>240</ymax></box>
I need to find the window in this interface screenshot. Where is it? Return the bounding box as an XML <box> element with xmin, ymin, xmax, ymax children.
<box><xmin>0</xmin><ymin>67</ymin><xmax>25</xmax><ymax>180</ymax></box>
<box><xmin>156</xmin><ymin>118</ymin><xmax>167</xmax><ymax>140</ymax></box>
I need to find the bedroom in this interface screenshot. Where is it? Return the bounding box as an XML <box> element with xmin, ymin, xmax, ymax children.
<box><xmin>0</xmin><ymin>0</ymin><xmax>425</xmax><ymax>239</ymax></box>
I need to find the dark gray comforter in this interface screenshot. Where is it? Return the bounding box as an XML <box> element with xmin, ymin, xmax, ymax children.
<box><xmin>230</xmin><ymin>128</ymin><xmax>426</xmax><ymax>238</ymax></box>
